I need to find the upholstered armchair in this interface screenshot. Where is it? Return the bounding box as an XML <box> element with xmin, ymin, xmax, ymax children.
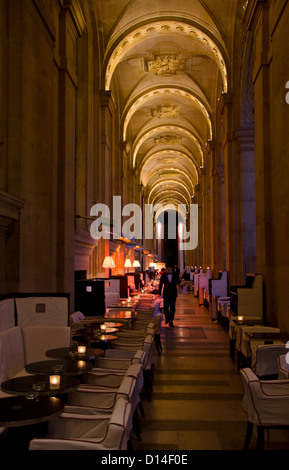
<box><xmin>240</xmin><ymin>368</ymin><xmax>289</xmax><ymax>450</ymax></box>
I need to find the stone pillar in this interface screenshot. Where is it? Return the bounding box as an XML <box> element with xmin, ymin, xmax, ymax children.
<box><xmin>245</xmin><ymin>0</ymin><xmax>289</xmax><ymax>327</ymax></box>
<box><xmin>193</xmin><ymin>183</ymin><xmax>202</xmax><ymax>269</ymax></box>
<box><xmin>120</xmin><ymin>141</ymin><xmax>128</xmax><ymax>207</ymax></box>
<box><xmin>200</xmin><ymin>166</ymin><xmax>211</xmax><ymax>269</ymax></box>
<box><xmin>218</xmin><ymin>92</ymin><xmax>243</xmax><ymax>285</ymax></box>
<box><xmin>97</xmin><ymin>91</ymin><xmax>116</xmax><ymax>277</ymax></box>
<box><xmin>57</xmin><ymin>1</ymin><xmax>85</xmax><ymax>306</ymax></box>
<box><xmin>236</xmin><ymin>125</ymin><xmax>257</xmax><ymax>276</ymax></box>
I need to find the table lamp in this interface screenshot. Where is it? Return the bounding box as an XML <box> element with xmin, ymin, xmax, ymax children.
<box><xmin>102</xmin><ymin>256</ymin><xmax>116</xmax><ymax>268</ymax></box>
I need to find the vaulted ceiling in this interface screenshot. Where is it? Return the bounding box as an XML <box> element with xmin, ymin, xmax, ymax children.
<box><xmin>94</xmin><ymin>0</ymin><xmax>239</xmax><ymax>215</ymax></box>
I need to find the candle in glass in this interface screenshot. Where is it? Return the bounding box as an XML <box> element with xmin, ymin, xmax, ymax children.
<box><xmin>49</xmin><ymin>374</ymin><xmax>60</xmax><ymax>390</ymax></box>
<box><xmin>78</xmin><ymin>345</ymin><xmax>86</xmax><ymax>355</ymax></box>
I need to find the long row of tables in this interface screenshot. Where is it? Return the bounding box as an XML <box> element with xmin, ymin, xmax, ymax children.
<box><xmin>228</xmin><ymin>315</ymin><xmax>289</xmax><ymax>369</ymax></box>
<box><xmin>0</xmin><ymin>320</ymin><xmax>125</xmax><ymax>440</ymax></box>
<box><xmin>0</xmin><ymin>289</ymin><xmax>162</xmax><ymax>447</ymax></box>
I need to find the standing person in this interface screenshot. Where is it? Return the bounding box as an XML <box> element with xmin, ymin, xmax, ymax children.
<box><xmin>159</xmin><ymin>265</ymin><xmax>180</xmax><ymax>327</ymax></box>
<box><xmin>173</xmin><ymin>264</ymin><xmax>180</xmax><ymax>277</ymax></box>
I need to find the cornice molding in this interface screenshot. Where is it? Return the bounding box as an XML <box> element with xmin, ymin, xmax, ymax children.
<box><xmin>0</xmin><ymin>190</ymin><xmax>25</xmax><ymax>221</ymax></box>
<box><xmin>58</xmin><ymin>0</ymin><xmax>86</xmax><ymax>36</ymax></box>
<box><xmin>243</xmin><ymin>0</ymin><xmax>269</xmax><ymax>31</ymax></box>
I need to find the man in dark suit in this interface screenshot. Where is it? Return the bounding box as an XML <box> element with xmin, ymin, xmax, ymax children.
<box><xmin>159</xmin><ymin>265</ymin><xmax>180</xmax><ymax>327</ymax></box>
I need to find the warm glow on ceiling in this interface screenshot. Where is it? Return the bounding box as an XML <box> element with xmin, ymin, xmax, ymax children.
<box><xmin>104</xmin><ymin>20</ymin><xmax>228</xmax><ymax>93</ymax></box>
<box><xmin>123</xmin><ymin>87</ymin><xmax>212</xmax><ymax>142</ymax></box>
<box><xmin>132</xmin><ymin>125</ymin><xmax>204</xmax><ymax>168</ymax></box>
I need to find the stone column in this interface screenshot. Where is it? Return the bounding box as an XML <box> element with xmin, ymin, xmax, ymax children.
<box><xmin>57</xmin><ymin>1</ymin><xmax>85</xmax><ymax>306</ymax></box>
<box><xmin>245</xmin><ymin>0</ymin><xmax>289</xmax><ymax>327</ymax></box>
<box><xmin>236</xmin><ymin>125</ymin><xmax>257</xmax><ymax>276</ymax></box>
<box><xmin>218</xmin><ymin>92</ymin><xmax>243</xmax><ymax>285</ymax></box>
<box><xmin>97</xmin><ymin>91</ymin><xmax>115</xmax><ymax>277</ymax></box>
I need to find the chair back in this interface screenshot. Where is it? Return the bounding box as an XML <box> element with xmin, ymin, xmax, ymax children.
<box><xmin>278</xmin><ymin>354</ymin><xmax>289</xmax><ymax>379</ymax></box>
<box><xmin>253</xmin><ymin>344</ymin><xmax>287</xmax><ymax>377</ymax></box>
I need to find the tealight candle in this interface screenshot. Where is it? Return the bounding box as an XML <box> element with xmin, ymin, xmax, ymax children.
<box><xmin>238</xmin><ymin>316</ymin><xmax>243</xmax><ymax>323</ymax></box>
<box><xmin>100</xmin><ymin>324</ymin><xmax>106</xmax><ymax>333</ymax></box>
<box><xmin>77</xmin><ymin>360</ymin><xmax>86</xmax><ymax>369</ymax></box>
<box><xmin>78</xmin><ymin>345</ymin><xmax>86</xmax><ymax>355</ymax></box>
<box><xmin>49</xmin><ymin>374</ymin><xmax>60</xmax><ymax>390</ymax></box>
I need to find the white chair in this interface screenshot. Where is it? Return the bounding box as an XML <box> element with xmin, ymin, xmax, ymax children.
<box><xmin>84</xmin><ymin>359</ymin><xmax>146</xmax><ymax>420</ymax></box>
<box><xmin>92</xmin><ymin>349</ymin><xmax>146</xmax><ymax>371</ymax></box>
<box><xmin>278</xmin><ymin>354</ymin><xmax>289</xmax><ymax>379</ymax></box>
<box><xmin>29</xmin><ymin>398</ymin><xmax>132</xmax><ymax>450</ymax></box>
<box><xmin>67</xmin><ymin>375</ymin><xmax>137</xmax><ymax>409</ymax></box>
<box><xmin>251</xmin><ymin>344</ymin><xmax>287</xmax><ymax>379</ymax></box>
<box><xmin>240</xmin><ymin>368</ymin><xmax>289</xmax><ymax>450</ymax></box>
<box><xmin>236</xmin><ymin>325</ymin><xmax>280</xmax><ymax>369</ymax></box>
<box><xmin>111</xmin><ymin>334</ymin><xmax>155</xmax><ymax>400</ymax></box>
<box><xmin>72</xmin><ymin>363</ymin><xmax>144</xmax><ymax>440</ymax></box>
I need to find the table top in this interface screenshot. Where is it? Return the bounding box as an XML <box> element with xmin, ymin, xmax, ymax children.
<box><xmin>0</xmin><ymin>395</ymin><xmax>64</xmax><ymax>428</ymax></box>
<box><xmin>231</xmin><ymin>319</ymin><xmax>264</xmax><ymax>326</ymax></box>
<box><xmin>97</xmin><ymin>327</ymin><xmax>118</xmax><ymax>334</ymax></box>
<box><xmin>247</xmin><ymin>332</ymin><xmax>289</xmax><ymax>340</ymax></box>
<box><xmin>46</xmin><ymin>347</ymin><xmax>104</xmax><ymax>361</ymax></box>
<box><xmin>103</xmin><ymin>322</ymin><xmax>123</xmax><ymax>328</ymax></box>
<box><xmin>93</xmin><ymin>334</ymin><xmax>118</xmax><ymax>342</ymax></box>
<box><xmin>111</xmin><ymin>301</ymin><xmax>138</xmax><ymax>307</ymax></box>
<box><xmin>105</xmin><ymin>310</ymin><xmax>136</xmax><ymax>319</ymax></box>
<box><xmin>1</xmin><ymin>374</ymin><xmax>80</xmax><ymax>397</ymax></box>
<box><xmin>25</xmin><ymin>359</ymin><xmax>93</xmax><ymax>376</ymax></box>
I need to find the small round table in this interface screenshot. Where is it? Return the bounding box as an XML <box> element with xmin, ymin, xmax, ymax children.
<box><xmin>25</xmin><ymin>359</ymin><xmax>93</xmax><ymax>376</ymax></box>
<box><xmin>0</xmin><ymin>395</ymin><xmax>64</xmax><ymax>428</ymax></box>
<box><xmin>105</xmin><ymin>310</ymin><xmax>136</xmax><ymax>319</ymax></box>
<box><xmin>1</xmin><ymin>374</ymin><xmax>80</xmax><ymax>397</ymax></box>
<box><xmin>102</xmin><ymin>322</ymin><xmax>123</xmax><ymax>328</ymax></box>
<box><xmin>0</xmin><ymin>395</ymin><xmax>64</xmax><ymax>450</ymax></box>
<box><xmin>46</xmin><ymin>347</ymin><xmax>104</xmax><ymax>361</ymax></box>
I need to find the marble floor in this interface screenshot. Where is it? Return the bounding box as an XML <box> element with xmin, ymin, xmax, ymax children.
<box><xmin>132</xmin><ymin>293</ymin><xmax>289</xmax><ymax>452</ymax></box>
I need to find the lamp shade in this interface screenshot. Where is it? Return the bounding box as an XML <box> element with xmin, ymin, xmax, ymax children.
<box><xmin>124</xmin><ymin>259</ymin><xmax>132</xmax><ymax>268</ymax></box>
<box><xmin>102</xmin><ymin>256</ymin><xmax>116</xmax><ymax>268</ymax></box>
<box><xmin>133</xmin><ymin>260</ymin><xmax>140</xmax><ymax>267</ymax></box>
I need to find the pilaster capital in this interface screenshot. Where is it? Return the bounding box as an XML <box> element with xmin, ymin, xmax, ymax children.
<box><xmin>58</xmin><ymin>0</ymin><xmax>86</xmax><ymax>36</ymax></box>
<box><xmin>206</xmin><ymin>139</ymin><xmax>216</xmax><ymax>152</ymax></box>
<box><xmin>100</xmin><ymin>90</ymin><xmax>115</xmax><ymax>113</ymax></box>
<box><xmin>243</xmin><ymin>0</ymin><xmax>269</xmax><ymax>31</ymax></box>
<box><xmin>120</xmin><ymin>141</ymin><xmax>128</xmax><ymax>153</ymax></box>
<box><xmin>218</xmin><ymin>92</ymin><xmax>233</xmax><ymax>115</ymax></box>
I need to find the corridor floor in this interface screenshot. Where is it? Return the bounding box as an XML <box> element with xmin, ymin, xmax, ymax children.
<box><xmin>132</xmin><ymin>293</ymin><xmax>289</xmax><ymax>451</ymax></box>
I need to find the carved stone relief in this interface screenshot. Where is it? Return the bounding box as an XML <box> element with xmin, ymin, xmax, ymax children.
<box><xmin>151</xmin><ymin>105</ymin><xmax>183</xmax><ymax>118</ymax></box>
<box><xmin>154</xmin><ymin>135</ymin><xmax>182</xmax><ymax>145</ymax></box>
<box><xmin>147</xmin><ymin>55</ymin><xmax>185</xmax><ymax>75</ymax></box>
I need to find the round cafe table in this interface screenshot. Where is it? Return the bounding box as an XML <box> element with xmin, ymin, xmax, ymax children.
<box><xmin>0</xmin><ymin>395</ymin><xmax>65</xmax><ymax>450</ymax></box>
<box><xmin>46</xmin><ymin>347</ymin><xmax>104</xmax><ymax>361</ymax></box>
<box><xmin>25</xmin><ymin>359</ymin><xmax>93</xmax><ymax>376</ymax></box>
<box><xmin>1</xmin><ymin>374</ymin><xmax>80</xmax><ymax>397</ymax></box>
<box><xmin>88</xmin><ymin>334</ymin><xmax>118</xmax><ymax>351</ymax></box>
<box><xmin>104</xmin><ymin>310</ymin><xmax>135</xmax><ymax>319</ymax></box>
<box><xmin>0</xmin><ymin>395</ymin><xmax>64</xmax><ymax>428</ymax></box>
<box><xmin>97</xmin><ymin>327</ymin><xmax>119</xmax><ymax>335</ymax></box>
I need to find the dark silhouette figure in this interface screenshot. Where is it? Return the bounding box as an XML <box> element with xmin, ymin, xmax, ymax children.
<box><xmin>159</xmin><ymin>266</ymin><xmax>180</xmax><ymax>327</ymax></box>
